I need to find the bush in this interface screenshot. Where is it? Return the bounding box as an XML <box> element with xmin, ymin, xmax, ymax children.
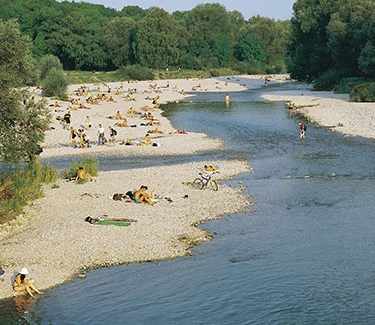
<box><xmin>234</xmin><ymin>62</ymin><xmax>266</xmax><ymax>75</ymax></box>
<box><xmin>63</xmin><ymin>159</ymin><xmax>98</xmax><ymax>182</ymax></box>
<box><xmin>42</xmin><ymin>68</ymin><xmax>68</xmax><ymax>98</ymax></box>
<box><xmin>313</xmin><ymin>69</ymin><xmax>350</xmax><ymax>91</ymax></box>
<box><xmin>334</xmin><ymin>77</ymin><xmax>367</xmax><ymax>94</ymax></box>
<box><xmin>39</xmin><ymin>55</ymin><xmax>63</xmax><ymax>80</ymax></box>
<box><xmin>119</xmin><ymin>65</ymin><xmax>154</xmax><ymax>80</ymax></box>
<box><xmin>208</xmin><ymin>68</ymin><xmax>239</xmax><ymax>77</ymax></box>
<box><xmin>0</xmin><ymin>161</ymin><xmax>58</xmax><ymax>223</ymax></box>
<box><xmin>350</xmin><ymin>82</ymin><xmax>375</xmax><ymax>102</ymax></box>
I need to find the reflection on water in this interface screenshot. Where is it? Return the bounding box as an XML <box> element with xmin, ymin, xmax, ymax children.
<box><xmin>3</xmin><ymin>86</ymin><xmax>375</xmax><ymax>324</ymax></box>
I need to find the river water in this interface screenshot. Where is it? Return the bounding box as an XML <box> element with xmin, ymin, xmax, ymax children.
<box><xmin>2</xmin><ymin>85</ymin><xmax>375</xmax><ymax>324</ymax></box>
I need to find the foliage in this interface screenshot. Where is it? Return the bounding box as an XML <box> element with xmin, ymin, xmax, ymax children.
<box><xmin>0</xmin><ymin>20</ymin><xmax>50</xmax><ymax>163</ymax></box>
<box><xmin>351</xmin><ymin>83</ymin><xmax>375</xmax><ymax>102</ymax></box>
<box><xmin>65</xmin><ymin>70</ymin><xmax>125</xmax><ymax>84</ymax></box>
<box><xmin>334</xmin><ymin>77</ymin><xmax>367</xmax><ymax>94</ymax></box>
<box><xmin>0</xmin><ymin>19</ymin><xmax>36</xmax><ymax>88</ymax></box>
<box><xmin>63</xmin><ymin>159</ymin><xmax>98</xmax><ymax>181</ymax></box>
<box><xmin>288</xmin><ymin>0</ymin><xmax>375</xmax><ymax>81</ymax></box>
<box><xmin>41</xmin><ymin>67</ymin><xmax>68</xmax><ymax>98</ymax></box>
<box><xmin>0</xmin><ymin>161</ymin><xmax>58</xmax><ymax>223</ymax></box>
<box><xmin>39</xmin><ymin>54</ymin><xmax>63</xmax><ymax>80</ymax></box>
<box><xmin>103</xmin><ymin>17</ymin><xmax>137</xmax><ymax>68</ymax></box>
<box><xmin>119</xmin><ymin>65</ymin><xmax>154</xmax><ymax>81</ymax></box>
<box><xmin>136</xmin><ymin>8</ymin><xmax>186</xmax><ymax>68</ymax></box>
<box><xmin>313</xmin><ymin>69</ymin><xmax>350</xmax><ymax>91</ymax></box>
<box><xmin>0</xmin><ymin>1</ymin><xmax>290</xmax><ymax>73</ymax></box>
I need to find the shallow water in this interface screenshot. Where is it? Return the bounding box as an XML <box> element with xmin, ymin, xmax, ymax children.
<box><xmin>3</xmin><ymin>85</ymin><xmax>375</xmax><ymax>324</ymax></box>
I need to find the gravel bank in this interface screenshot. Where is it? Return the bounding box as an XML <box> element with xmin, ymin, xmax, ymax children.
<box><xmin>262</xmin><ymin>89</ymin><xmax>375</xmax><ymax>139</ymax></box>
<box><xmin>0</xmin><ymin>160</ymin><xmax>251</xmax><ymax>300</ymax></box>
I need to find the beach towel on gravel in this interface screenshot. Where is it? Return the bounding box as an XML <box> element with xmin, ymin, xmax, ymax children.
<box><xmin>95</xmin><ymin>220</ymin><xmax>130</xmax><ymax>227</ymax></box>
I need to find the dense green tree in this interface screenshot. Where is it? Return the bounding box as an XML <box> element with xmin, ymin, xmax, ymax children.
<box><xmin>0</xmin><ymin>20</ymin><xmax>50</xmax><ymax>162</ymax></box>
<box><xmin>184</xmin><ymin>4</ymin><xmax>233</xmax><ymax>68</ymax></box>
<box><xmin>120</xmin><ymin>5</ymin><xmax>146</xmax><ymax>20</ymax></box>
<box><xmin>0</xmin><ymin>0</ymin><xmax>290</xmax><ymax>73</ymax></box>
<box><xmin>42</xmin><ymin>68</ymin><xmax>68</xmax><ymax>98</ymax></box>
<box><xmin>39</xmin><ymin>54</ymin><xmax>63</xmax><ymax>80</ymax></box>
<box><xmin>103</xmin><ymin>17</ymin><xmax>137</xmax><ymax>68</ymax></box>
<box><xmin>235</xmin><ymin>27</ymin><xmax>266</xmax><ymax>66</ymax></box>
<box><xmin>136</xmin><ymin>8</ymin><xmax>186</xmax><ymax>68</ymax></box>
<box><xmin>288</xmin><ymin>0</ymin><xmax>375</xmax><ymax>81</ymax></box>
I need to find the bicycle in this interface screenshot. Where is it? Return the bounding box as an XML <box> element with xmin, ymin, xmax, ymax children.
<box><xmin>192</xmin><ymin>172</ymin><xmax>219</xmax><ymax>191</ymax></box>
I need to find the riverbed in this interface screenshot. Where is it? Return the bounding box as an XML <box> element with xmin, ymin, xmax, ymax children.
<box><xmin>3</xmin><ymin>84</ymin><xmax>375</xmax><ymax>324</ymax></box>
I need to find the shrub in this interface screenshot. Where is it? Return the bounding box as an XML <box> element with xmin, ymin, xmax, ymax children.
<box><xmin>208</xmin><ymin>68</ymin><xmax>239</xmax><ymax>77</ymax></box>
<box><xmin>350</xmin><ymin>82</ymin><xmax>375</xmax><ymax>102</ymax></box>
<box><xmin>234</xmin><ymin>62</ymin><xmax>265</xmax><ymax>75</ymax></box>
<box><xmin>0</xmin><ymin>161</ymin><xmax>58</xmax><ymax>223</ymax></box>
<box><xmin>39</xmin><ymin>55</ymin><xmax>63</xmax><ymax>80</ymax></box>
<box><xmin>63</xmin><ymin>159</ymin><xmax>98</xmax><ymax>182</ymax></box>
<box><xmin>313</xmin><ymin>69</ymin><xmax>350</xmax><ymax>91</ymax></box>
<box><xmin>119</xmin><ymin>64</ymin><xmax>154</xmax><ymax>80</ymax></box>
<box><xmin>42</xmin><ymin>68</ymin><xmax>68</xmax><ymax>98</ymax></box>
<box><xmin>334</xmin><ymin>77</ymin><xmax>367</xmax><ymax>94</ymax></box>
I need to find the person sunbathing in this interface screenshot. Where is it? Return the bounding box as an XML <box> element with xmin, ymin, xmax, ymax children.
<box><xmin>148</xmin><ymin>127</ymin><xmax>163</xmax><ymax>134</ymax></box>
<box><xmin>204</xmin><ymin>164</ymin><xmax>219</xmax><ymax>173</ymax></box>
<box><xmin>127</xmin><ymin>107</ymin><xmax>137</xmax><ymax>117</ymax></box>
<box><xmin>133</xmin><ymin>185</ymin><xmax>157</xmax><ymax>205</ymax></box>
<box><xmin>141</xmin><ymin>134</ymin><xmax>152</xmax><ymax>145</ymax></box>
<box><xmin>115</xmin><ymin>119</ymin><xmax>128</xmax><ymax>128</ymax></box>
<box><xmin>108</xmin><ymin>96</ymin><xmax>115</xmax><ymax>102</ymax></box>
<box><xmin>115</xmin><ymin>110</ymin><xmax>125</xmax><ymax>120</ymax></box>
<box><xmin>175</xmin><ymin>129</ymin><xmax>188</xmax><ymax>135</ymax></box>
<box><xmin>75</xmin><ymin>166</ymin><xmax>93</xmax><ymax>182</ymax></box>
<box><xmin>70</xmin><ymin>127</ymin><xmax>78</xmax><ymax>147</ymax></box>
<box><xmin>13</xmin><ymin>268</ymin><xmax>41</xmax><ymax>297</ymax></box>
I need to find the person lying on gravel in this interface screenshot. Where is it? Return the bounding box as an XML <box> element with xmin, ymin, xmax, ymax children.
<box><xmin>85</xmin><ymin>216</ymin><xmax>137</xmax><ymax>226</ymax></box>
<box><xmin>13</xmin><ymin>268</ymin><xmax>41</xmax><ymax>297</ymax></box>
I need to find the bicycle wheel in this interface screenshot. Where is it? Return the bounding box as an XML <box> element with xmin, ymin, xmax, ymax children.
<box><xmin>209</xmin><ymin>179</ymin><xmax>218</xmax><ymax>191</ymax></box>
<box><xmin>192</xmin><ymin>178</ymin><xmax>205</xmax><ymax>190</ymax></box>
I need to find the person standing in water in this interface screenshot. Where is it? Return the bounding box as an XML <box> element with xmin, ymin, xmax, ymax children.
<box><xmin>298</xmin><ymin>121</ymin><xmax>307</xmax><ymax>141</ymax></box>
<box><xmin>13</xmin><ymin>268</ymin><xmax>41</xmax><ymax>297</ymax></box>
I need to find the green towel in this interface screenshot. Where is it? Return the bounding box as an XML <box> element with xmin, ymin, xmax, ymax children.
<box><xmin>96</xmin><ymin>220</ymin><xmax>131</xmax><ymax>227</ymax></box>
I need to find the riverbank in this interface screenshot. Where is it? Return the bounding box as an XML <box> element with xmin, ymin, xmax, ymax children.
<box><xmin>0</xmin><ymin>160</ymin><xmax>251</xmax><ymax>300</ymax></box>
<box><xmin>262</xmin><ymin>88</ymin><xmax>375</xmax><ymax>139</ymax></box>
<box><xmin>0</xmin><ymin>74</ymin><xmax>289</xmax><ymax>300</ymax></box>
<box><xmin>40</xmin><ymin>75</ymin><xmax>288</xmax><ymax>158</ymax></box>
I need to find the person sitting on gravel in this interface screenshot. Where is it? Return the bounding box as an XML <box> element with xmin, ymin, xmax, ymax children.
<box><xmin>115</xmin><ymin>119</ymin><xmax>128</xmax><ymax>128</ymax></box>
<box><xmin>75</xmin><ymin>166</ymin><xmax>93</xmax><ymax>183</ymax></box>
<box><xmin>13</xmin><ymin>268</ymin><xmax>41</xmax><ymax>297</ymax></box>
<box><xmin>141</xmin><ymin>134</ymin><xmax>152</xmax><ymax>146</ymax></box>
<box><xmin>204</xmin><ymin>164</ymin><xmax>219</xmax><ymax>174</ymax></box>
<box><xmin>70</xmin><ymin>127</ymin><xmax>78</xmax><ymax>147</ymax></box>
<box><xmin>133</xmin><ymin>185</ymin><xmax>158</xmax><ymax>205</ymax></box>
<box><xmin>109</xmin><ymin>126</ymin><xmax>118</xmax><ymax>143</ymax></box>
<box><xmin>115</xmin><ymin>110</ymin><xmax>125</xmax><ymax>120</ymax></box>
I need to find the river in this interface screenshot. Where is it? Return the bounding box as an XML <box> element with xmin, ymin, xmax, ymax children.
<box><xmin>2</xmin><ymin>84</ymin><xmax>375</xmax><ymax>324</ymax></box>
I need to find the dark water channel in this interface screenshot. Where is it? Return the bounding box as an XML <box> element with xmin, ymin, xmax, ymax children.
<box><xmin>3</xmin><ymin>85</ymin><xmax>375</xmax><ymax>324</ymax></box>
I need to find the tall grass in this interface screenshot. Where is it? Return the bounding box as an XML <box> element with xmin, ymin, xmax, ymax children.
<box><xmin>0</xmin><ymin>161</ymin><xmax>58</xmax><ymax>224</ymax></box>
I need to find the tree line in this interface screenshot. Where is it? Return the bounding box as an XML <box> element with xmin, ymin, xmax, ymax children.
<box><xmin>288</xmin><ymin>0</ymin><xmax>375</xmax><ymax>89</ymax></box>
<box><xmin>0</xmin><ymin>0</ymin><xmax>290</xmax><ymax>74</ymax></box>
